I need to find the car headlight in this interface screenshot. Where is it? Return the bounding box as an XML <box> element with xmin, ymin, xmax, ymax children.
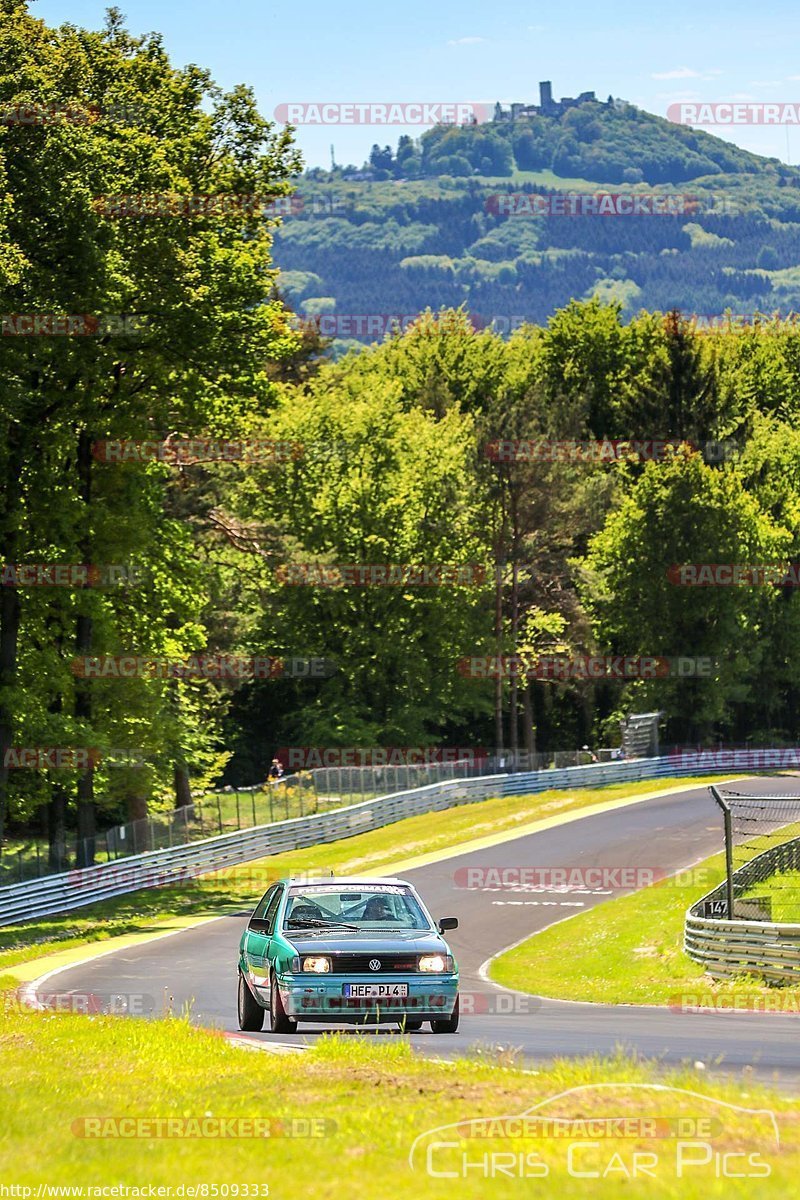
<box><xmin>302</xmin><ymin>956</ymin><xmax>332</xmax><ymax>973</ymax></box>
<box><xmin>418</xmin><ymin>954</ymin><xmax>453</xmax><ymax>972</ymax></box>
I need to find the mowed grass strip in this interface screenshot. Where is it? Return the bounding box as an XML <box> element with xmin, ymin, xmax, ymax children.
<box><xmin>1</xmin><ymin>1008</ymin><xmax>797</xmax><ymax>1196</ymax></box>
<box><xmin>489</xmin><ymin>850</ymin><xmax>800</xmax><ymax>1006</ymax></box>
<box><xmin>0</xmin><ymin>776</ymin><xmax>728</xmax><ymax>979</ymax></box>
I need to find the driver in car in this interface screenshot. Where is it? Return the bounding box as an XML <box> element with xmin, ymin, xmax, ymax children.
<box><xmin>362</xmin><ymin>896</ymin><xmax>393</xmax><ymax>922</ymax></box>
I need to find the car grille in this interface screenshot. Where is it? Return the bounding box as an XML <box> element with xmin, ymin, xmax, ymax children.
<box><xmin>329</xmin><ymin>954</ymin><xmax>418</xmax><ymax>973</ymax></box>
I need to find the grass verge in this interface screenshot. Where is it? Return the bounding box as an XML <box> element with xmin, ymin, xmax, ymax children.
<box><xmin>1</xmin><ymin>1008</ymin><xmax>797</xmax><ymax>1195</ymax></box>
<box><xmin>742</xmin><ymin>869</ymin><xmax>800</xmax><ymax>923</ymax></box>
<box><xmin>0</xmin><ymin>776</ymin><xmax>729</xmax><ymax>982</ymax></box>
<box><xmin>489</xmin><ymin>850</ymin><xmax>800</xmax><ymax>1006</ymax></box>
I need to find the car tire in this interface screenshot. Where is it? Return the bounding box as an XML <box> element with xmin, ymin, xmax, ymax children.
<box><xmin>238</xmin><ymin>971</ymin><xmax>265</xmax><ymax>1032</ymax></box>
<box><xmin>430</xmin><ymin>995</ymin><xmax>459</xmax><ymax>1034</ymax></box>
<box><xmin>269</xmin><ymin>972</ymin><xmax>298</xmax><ymax>1034</ymax></box>
<box><xmin>401</xmin><ymin>1018</ymin><xmax>423</xmax><ymax>1032</ymax></box>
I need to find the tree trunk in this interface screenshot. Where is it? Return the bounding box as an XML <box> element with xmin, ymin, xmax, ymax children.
<box><xmin>174</xmin><ymin>763</ymin><xmax>192</xmax><ymax>809</ymax></box>
<box><xmin>46</xmin><ymin>638</ymin><xmax>67</xmax><ymax>871</ymax></box>
<box><xmin>523</xmin><ymin>683</ymin><xmax>535</xmax><ymax>767</ymax></box>
<box><xmin>74</xmin><ymin>432</ymin><xmax>95</xmax><ymax>868</ymax></box>
<box><xmin>0</xmin><ymin>425</ymin><xmax>24</xmax><ymax>846</ymax></box>
<box><xmin>494</xmin><ymin>560</ymin><xmax>504</xmax><ymax>759</ymax></box>
<box><xmin>509</xmin><ymin>559</ymin><xmax>519</xmax><ymax>771</ymax></box>
<box><xmin>493</xmin><ymin>483</ymin><xmax>508</xmax><ymax>762</ymax></box>
<box><xmin>48</xmin><ymin>785</ymin><xmax>68</xmax><ymax>872</ymax></box>
<box><xmin>126</xmin><ymin>793</ymin><xmax>148</xmax><ymax>823</ymax></box>
<box><xmin>533</xmin><ymin>680</ymin><xmax>548</xmax><ymax>756</ymax></box>
<box><xmin>509</xmin><ymin>484</ymin><xmax>521</xmax><ymax>770</ymax></box>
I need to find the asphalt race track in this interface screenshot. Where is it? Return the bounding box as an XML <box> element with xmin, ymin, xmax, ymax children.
<box><xmin>33</xmin><ymin>778</ymin><xmax>800</xmax><ymax>1084</ymax></box>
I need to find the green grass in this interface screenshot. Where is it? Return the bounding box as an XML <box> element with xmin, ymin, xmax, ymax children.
<box><xmin>490</xmin><ymin>850</ymin><xmax>800</xmax><ymax>1005</ymax></box>
<box><xmin>1</xmin><ymin>1007</ymin><xmax>797</xmax><ymax>1194</ymax></box>
<box><xmin>0</xmin><ymin>776</ymin><xmax>728</xmax><ymax>980</ymax></box>
<box><xmin>742</xmin><ymin>869</ymin><xmax>800</xmax><ymax>923</ymax></box>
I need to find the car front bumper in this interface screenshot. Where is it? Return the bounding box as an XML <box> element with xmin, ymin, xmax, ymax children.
<box><xmin>269</xmin><ymin>972</ymin><xmax>459</xmax><ymax>1023</ymax></box>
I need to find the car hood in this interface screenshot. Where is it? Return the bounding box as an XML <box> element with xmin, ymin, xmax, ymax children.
<box><xmin>284</xmin><ymin>930</ymin><xmax>450</xmax><ymax>955</ymax></box>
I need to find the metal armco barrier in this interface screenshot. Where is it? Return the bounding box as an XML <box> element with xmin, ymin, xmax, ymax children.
<box><xmin>685</xmin><ymin>835</ymin><xmax>800</xmax><ymax>982</ymax></box>
<box><xmin>0</xmin><ymin>748</ymin><xmax>782</xmax><ymax>926</ymax></box>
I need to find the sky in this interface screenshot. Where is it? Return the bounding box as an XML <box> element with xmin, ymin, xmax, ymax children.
<box><xmin>33</xmin><ymin>0</ymin><xmax>800</xmax><ymax>170</ymax></box>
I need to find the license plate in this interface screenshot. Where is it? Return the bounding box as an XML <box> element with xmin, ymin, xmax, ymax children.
<box><xmin>343</xmin><ymin>983</ymin><xmax>408</xmax><ymax>998</ymax></box>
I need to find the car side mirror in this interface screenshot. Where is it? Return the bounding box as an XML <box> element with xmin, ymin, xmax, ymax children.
<box><xmin>438</xmin><ymin>916</ymin><xmax>458</xmax><ymax>932</ymax></box>
<box><xmin>248</xmin><ymin>916</ymin><xmax>271</xmax><ymax>932</ymax></box>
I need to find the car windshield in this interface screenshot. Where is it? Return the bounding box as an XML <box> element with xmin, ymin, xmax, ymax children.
<box><xmin>283</xmin><ymin>885</ymin><xmax>432</xmax><ymax>931</ymax></box>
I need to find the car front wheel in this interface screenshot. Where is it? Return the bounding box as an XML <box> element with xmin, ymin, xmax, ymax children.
<box><xmin>430</xmin><ymin>995</ymin><xmax>459</xmax><ymax>1034</ymax></box>
<box><xmin>238</xmin><ymin>971</ymin><xmax>265</xmax><ymax>1032</ymax></box>
<box><xmin>269</xmin><ymin>972</ymin><xmax>298</xmax><ymax>1034</ymax></box>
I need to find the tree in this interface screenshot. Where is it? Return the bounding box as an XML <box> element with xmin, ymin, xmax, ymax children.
<box><xmin>580</xmin><ymin>452</ymin><xmax>783</xmax><ymax>740</ymax></box>
<box><xmin>0</xmin><ymin>1</ymin><xmax>301</xmax><ymax>857</ymax></box>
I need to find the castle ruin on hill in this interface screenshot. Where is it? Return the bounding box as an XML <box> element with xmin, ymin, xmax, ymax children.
<box><xmin>492</xmin><ymin>81</ymin><xmax>601</xmax><ymax>123</ymax></box>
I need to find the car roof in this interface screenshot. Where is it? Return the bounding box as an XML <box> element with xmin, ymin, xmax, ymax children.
<box><xmin>281</xmin><ymin>875</ymin><xmax>410</xmax><ymax>886</ymax></box>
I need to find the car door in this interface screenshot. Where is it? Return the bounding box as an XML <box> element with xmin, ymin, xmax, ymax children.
<box><xmin>244</xmin><ymin>884</ymin><xmax>281</xmax><ymax>974</ymax></box>
<box><xmin>261</xmin><ymin>887</ymin><xmax>287</xmax><ymax>978</ymax></box>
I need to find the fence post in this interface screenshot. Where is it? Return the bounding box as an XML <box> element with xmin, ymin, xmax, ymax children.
<box><xmin>711</xmin><ymin>785</ymin><xmax>735</xmax><ymax>919</ymax></box>
<box><xmin>235</xmin><ymin>790</ymin><xmax>241</xmax><ymax>830</ymax></box>
<box><xmin>217</xmin><ymin>795</ymin><xmax>223</xmax><ymax>836</ymax></box>
<box><xmin>252</xmin><ymin>791</ymin><xmax>257</xmax><ymax>827</ymax></box>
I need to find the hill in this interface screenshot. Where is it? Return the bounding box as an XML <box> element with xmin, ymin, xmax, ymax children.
<box><xmin>271</xmin><ymin>98</ymin><xmax>800</xmax><ymax>347</ymax></box>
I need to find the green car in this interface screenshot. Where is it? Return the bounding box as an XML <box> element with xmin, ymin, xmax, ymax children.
<box><xmin>237</xmin><ymin>875</ymin><xmax>460</xmax><ymax>1034</ymax></box>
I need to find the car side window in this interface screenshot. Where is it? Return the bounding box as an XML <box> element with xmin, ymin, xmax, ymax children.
<box><xmin>251</xmin><ymin>884</ymin><xmax>278</xmax><ymax>923</ymax></box>
<box><xmin>262</xmin><ymin>887</ymin><xmax>284</xmax><ymax>934</ymax></box>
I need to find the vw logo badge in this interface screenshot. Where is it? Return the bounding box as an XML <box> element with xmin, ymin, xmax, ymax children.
<box><xmin>369</xmin><ymin>959</ymin><xmax>381</xmax><ymax>971</ymax></box>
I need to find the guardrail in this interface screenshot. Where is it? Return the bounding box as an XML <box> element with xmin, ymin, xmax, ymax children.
<box><xmin>0</xmin><ymin>748</ymin><xmax>778</xmax><ymax>926</ymax></box>
<box><xmin>0</xmin><ymin>775</ymin><xmax>506</xmax><ymax>927</ymax></box>
<box><xmin>685</xmin><ymin>833</ymin><xmax>800</xmax><ymax>982</ymax></box>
